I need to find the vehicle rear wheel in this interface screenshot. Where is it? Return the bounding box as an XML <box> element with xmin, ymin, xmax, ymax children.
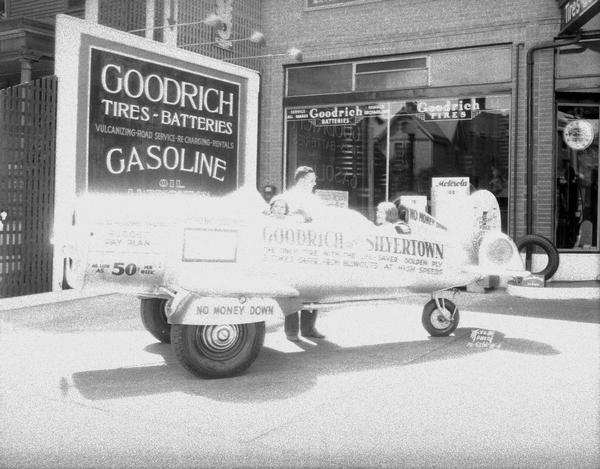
<box><xmin>171</xmin><ymin>322</ymin><xmax>265</xmax><ymax>378</ymax></box>
<box><xmin>422</xmin><ymin>298</ymin><xmax>459</xmax><ymax>337</ymax></box>
<box><xmin>140</xmin><ymin>298</ymin><xmax>171</xmax><ymax>344</ymax></box>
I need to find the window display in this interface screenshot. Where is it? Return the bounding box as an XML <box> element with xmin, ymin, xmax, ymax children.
<box><xmin>285</xmin><ymin>96</ymin><xmax>511</xmax><ymax>230</ymax></box>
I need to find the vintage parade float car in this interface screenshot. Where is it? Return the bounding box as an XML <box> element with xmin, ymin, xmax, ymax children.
<box><xmin>63</xmin><ymin>186</ymin><xmax>529</xmax><ymax>378</ymax></box>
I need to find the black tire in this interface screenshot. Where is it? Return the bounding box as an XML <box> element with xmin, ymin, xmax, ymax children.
<box><xmin>171</xmin><ymin>322</ymin><xmax>265</xmax><ymax>379</ymax></box>
<box><xmin>422</xmin><ymin>298</ymin><xmax>459</xmax><ymax>337</ymax></box>
<box><xmin>516</xmin><ymin>234</ymin><xmax>560</xmax><ymax>280</ymax></box>
<box><xmin>140</xmin><ymin>298</ymin><xmax>171</xmax><ymax>344</ymax></box>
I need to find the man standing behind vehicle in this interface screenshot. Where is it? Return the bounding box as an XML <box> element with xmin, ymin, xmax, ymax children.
<box><xmin>281</xmin><ymin>166</ymin><xmax>326</xmax><ymax>341</ymax></box>
<box><xmin>283</xmin><ymin>166</ymin><xmax>322</xmax><ymax>223</ymax></box>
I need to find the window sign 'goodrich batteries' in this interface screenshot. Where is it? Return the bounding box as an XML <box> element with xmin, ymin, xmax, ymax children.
<box><xmin>88</xmin><ymin>48</ymin><xmax>240</xmax><ymax>195</ymax></box>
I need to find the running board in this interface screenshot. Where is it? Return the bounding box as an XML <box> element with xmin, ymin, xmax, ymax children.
<box><xmin>302</xmin><ymin>296</ymin><xmax>433</xmax><ymax>311</ymax></box>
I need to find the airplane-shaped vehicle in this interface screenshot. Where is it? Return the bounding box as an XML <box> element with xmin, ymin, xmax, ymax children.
<box><xmin>63</xmin><ymin>187</ymin><xmax>529</xmax><ymax>378</ymax></box>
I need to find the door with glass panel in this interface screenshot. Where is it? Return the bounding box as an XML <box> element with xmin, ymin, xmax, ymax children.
<box><xmin>555</xmin><ymin>104</ymin><xmax>599</xmax><ymax>250</ymax></box>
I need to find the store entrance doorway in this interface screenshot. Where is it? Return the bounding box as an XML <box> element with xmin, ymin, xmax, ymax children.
<box><xmin>555</xmin><ymin>103</ymin><xmax>599</xmax><ymax>250</ymax></box>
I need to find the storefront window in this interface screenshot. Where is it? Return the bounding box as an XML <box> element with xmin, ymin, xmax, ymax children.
<box><xmin>285</xmin><ymin>105</ymin><xmax>385</xmax><ymax>219</ymax></box>
<box><xmin>555</xmin><ymin>104</ymin><xmax>599</xmax><ymax>250</ymax></box>
<box><xmin>285</xmin><ymin>95</ymin><xmax>511</xmax><ymax>228</ymax></box>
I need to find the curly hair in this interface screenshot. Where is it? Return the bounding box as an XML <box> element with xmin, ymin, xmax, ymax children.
<box><xmin>269</xmin><ymin>196</ymin><xmax>289</xmax><ymax>215</ymax></box>
<box><xmin>377</xmin><ymin>201</ymin><xmax>399</xmax><ymax>223</ymax></box>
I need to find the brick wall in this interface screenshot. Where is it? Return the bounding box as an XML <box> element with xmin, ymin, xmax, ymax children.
<box><xmin>258</xmin><ymin>0</ymin><xmax>562</xmax><ymax>237</ymax></box>
<box><xmin>6</xmin><ymin>0</ymin><xmax>65</xmax><ymax>18</ymax></box>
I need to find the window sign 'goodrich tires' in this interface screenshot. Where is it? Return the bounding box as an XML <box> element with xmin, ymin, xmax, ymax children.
<box><xmin>88</xmin><ymin>48</ymin><xmax>239</xmax><ymax>196</ymax></box>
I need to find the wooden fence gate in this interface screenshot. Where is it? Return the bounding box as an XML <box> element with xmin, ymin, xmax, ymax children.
<box><xmin>0</xmin><ymin>76</ymin><xmax>57</xmax><ymax>298</ymax></box>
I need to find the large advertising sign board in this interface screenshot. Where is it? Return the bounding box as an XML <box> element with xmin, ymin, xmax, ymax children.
<box><xmin>54</xmin><ymin>15</ymin><xmax>259</xmax><ymax>291</ymax></box>
<box><xmin>88</xmin><ymin>49</ymin><xmax>239</xmax><ymax>195</ymax></box>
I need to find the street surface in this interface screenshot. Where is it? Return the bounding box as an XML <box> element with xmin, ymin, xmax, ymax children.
<box><xmin>1</xmin><ymin>291</ymin><xmax>599</xmax><ymax>468</ymax></box>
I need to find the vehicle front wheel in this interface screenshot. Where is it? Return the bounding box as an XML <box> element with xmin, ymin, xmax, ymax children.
<box><xmin>171</xmin><ymin>322</ymin><xmax>265</xmax><ymax>378</ymax></box>
<box><xmin>422</xmin><ymin>298</ymin><xmax>459</xmax><ymax>337</ymax></box>
<box><xmin>140</xmin><ymin>298</ymin><xmax>171</xmax><ymax>344</ymax></box>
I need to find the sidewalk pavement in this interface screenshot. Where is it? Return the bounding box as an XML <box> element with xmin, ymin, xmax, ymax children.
<box><xmin>507</xmin><ymin>280</ymin><xmax>600</xmax><ymax>300</ymax></box>
<box><xmin>0</xmin><ymin>288</ymin><xmax>115</xmax><ymax>312</ymax></box>
<box><xmin>1</xmin><ymin>280</ymin><xmax>599</xmax><ymax>312</ymax></box>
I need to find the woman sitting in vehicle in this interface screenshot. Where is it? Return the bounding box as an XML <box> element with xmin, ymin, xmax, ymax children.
<box><xmin>376</xmin><ymin>201</ymin><xmax>399</xmax><ymax>228</ymax></box>
<box><xmin>267</xmin><ymin>196</ymin><xmax>307</xmax><ymax>223</ymax></box>
<box><xmin>376</xmin><ymin>201</ymin><xmax>411</xmax><ymax>235</ymax></box>
<box><xmin>268</xmin><ymin>196</ymin><xmax>289</xmax><ymax>219</ymax></box>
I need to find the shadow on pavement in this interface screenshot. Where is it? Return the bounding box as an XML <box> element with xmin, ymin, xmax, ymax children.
<box><xmin>462</xmin><ymin>294</ymin><xmax>600</xmax><ymax>324</ymax></box>
<box><xmin>67</xmin><ymin>327</ymin><xmax>559</xmax><ymax>402</ymax></box>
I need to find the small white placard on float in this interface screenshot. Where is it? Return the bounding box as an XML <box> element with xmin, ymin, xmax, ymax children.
<box><xmin>315</xmin><ymin>190</ymin><xmax>349</xmax><ymax>209</ymax></box>
<box><xmin>431</xmin><ymin>177</ymin><xmax>470</xmax><ymax>226</ymax></box>
<box><xmin>399</xmin><ymin>195</ymin><xmax>428</xmax><ymax>213</ymax></box>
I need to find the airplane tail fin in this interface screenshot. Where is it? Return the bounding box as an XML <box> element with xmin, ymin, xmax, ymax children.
<box><xmin>448</xmin><ymin>189</ymin><xmax>527</xmax><ymax>276</ymax></box>
<box><xmin>465</xmin><ymin>189</ymin><xmax>503</xmax><ymax>255</ymax></box>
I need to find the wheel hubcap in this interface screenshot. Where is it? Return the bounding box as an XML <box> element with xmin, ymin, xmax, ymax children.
<box><xmin>216</xmin><ymin>327</ymin><xmax>231</xmax><ymax>342</ymax></box>
<box><xmin>206</xmin><ymin>325</ymin><xmax>237</xmax><ymax>349</ymax></box>
<box><xmin>431</xmin><ymin>310</ymin><xmax>452</xmax><ymax>330</ymax></box>
<box><xmin>194</xmin><ymin>324</ymin><xmax>246</xmax><ymax>361</ymax></box>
